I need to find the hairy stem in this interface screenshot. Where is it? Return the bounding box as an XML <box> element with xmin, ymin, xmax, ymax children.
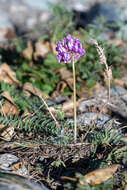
<box><xmin>72</xmin><ymin>57</ymin><xmax>77</xmax><ymax>142</ymax></box>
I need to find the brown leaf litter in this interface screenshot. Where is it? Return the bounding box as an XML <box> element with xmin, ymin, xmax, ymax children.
<box><xmin>0</xmin><ymin>63</ymin><xmax>20</xmax><ymax>85</ymax></box>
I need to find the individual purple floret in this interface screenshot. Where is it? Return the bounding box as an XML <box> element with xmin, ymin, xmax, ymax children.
<box><xmin>56</xmin><ymin>34</ymin><xmax>85</xmax><ymax>63</ymax></box>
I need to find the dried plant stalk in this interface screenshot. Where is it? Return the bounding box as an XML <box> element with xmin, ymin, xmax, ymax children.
<box><xmin>39</xmin><ymin>95</ymin><xmax>59</xmax><ymax>127</ymax></box>
<box><xmin>83</xmin><ymin>39</ymin><xmax>112</xmax><ymax>141</ymax></box>
<box><xmin>91</xmin><ymin>39</ymin><xmax>112</xmax><ymax>100</ymax></box>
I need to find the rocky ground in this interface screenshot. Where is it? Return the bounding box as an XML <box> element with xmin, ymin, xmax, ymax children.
<box><xmin>0</xmin><ymin>0</ymin><xmax>127</xmax><ymax>41</ymax></box>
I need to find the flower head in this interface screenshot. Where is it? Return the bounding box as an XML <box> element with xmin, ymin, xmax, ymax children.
<box><xmin>56</xmin><ymin>34</ymin><xmax>85</xmax><ymax>63</ymax></box>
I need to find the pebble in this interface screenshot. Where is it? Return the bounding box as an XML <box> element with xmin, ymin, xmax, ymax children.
<box><xmin>0</xmin><ymin>154</ymin><xmax>19</xmax><ymax>170</ymax></box>
<box><xmin>79</xmin><ymin>85</ymin><xmax>127</xmax><ymax>118</ymax></box>
<box><xmin>110</xmin><ymin>86</ymin><xmax>127</xmax><ymax>96</ymax></box>
<box><xmin>97</xmin><ymin>33</ymin><xmax>110</xmax><ymax>41</ymax></box>
<box><xmin>45</xmin><ymin>99</ymin><xmax>56</xmax><ymax>106</ymax></box>
<box><xmin>68</xmin><ymin>112</ymin><xmax>110</xmax><ymax>128</ymax></box>
<box><xmin>121</xmin><ymin>94</ymin><xmax>127</xmax><ymax>103</ymax></box>
<box><xmin>54</xmin><ymin>95</ymin><xmax>67</xmax><ymax>104</ymax></box>
<box><xmin>15</xmin><ymin>165</ymin><xmax>29</xmax><ymax>176</ymax></box>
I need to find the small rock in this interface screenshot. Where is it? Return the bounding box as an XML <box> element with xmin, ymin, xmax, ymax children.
<box><xmin>121</xmin><ymin>94</ymin><xmax>127</xmax><ymax>103</ymax></box>
<box><xmin>45</xmin><ymin>99</ymin><xmax>56</xmax><ymax>106</ymax></box>
<box><xmin>120</xmin><ymin>7</ymin><xmax>127</xmax><ymax>22</ymax></box>
<box><xmin>116</xmin><ymin>25</ymin><xmax>127</xmax><ymax>42</ymax></box>
<box><xmin>0</xmin><ymin>10</ymin><xmax>14</xmax><ymax>42</ymax></box>
<box><xmin>54</xmin><ymin>95</ymin><xmax>67</xmax><ymax>104</ymax></box>
<box><xmin>110</xmin><ymin>86</ymin><xmax>127</xmax><ymax>96</ymax></box>
<box><xmin>26</xmin><ymin>17</ymin><xmax>37</xmax><ymax>30</ymax></box>
<box><xmin>97</xmin><ymin>33</ymin><xmax>110</xmax><ymax>41</ymax></box>
<box><xmin>91</xmin><ymin>3</ymin><xmax>121</xmax><ymax>25</ymax></box>
<box><xmin>67</xmin><ymin>0</ymin><xmax>96</xmax><ymax>12</ymax></box>
<box><xmin>79</xmin><ymin>85</ymin><xmax>127</xmax><ymax>118</ymax></box>
<box><xmin>0</xmin><ymin>171</ymin><xmax>49</xmax><ymax>190</ymax></box>
<box><xmin>68</xmin><ymin>112</ymin><xmax>110</xmax><ymax>128</ymax></box>
<box><xmin>25</xmin><ymin>0</ymin><xmax>58</xmax><ymax>11</ymax></box>
<box><xmin>39</xmin><ymin>12</ymin><xmax>51</xmax><ymax>22</ymax></box>
<box><xmin>38</xmin><ymin>156</ymin><xmax>45</xmax><ymax>162</ymax></box>
<box><xmin>0</xmin><ymin>154</ymin><xmax>19</xmax><ymax>170</ymax></box>
<box><xmin>0</xmin><ymin>0</ymin><xmax>52</xmax><ymax>37</ymax></box>
<box><xmin>78</xmin><ymin>98</ymin><xmax>105</xmax><ymax>113</ymax></box>
<box><xmin>75</xmin><ymin>2</ymin><xmax>124</xmax><ymax>31</ymax></box>
<box><xmin>0</xmin><ymin>10</ymin><xmax>13</xmax><ymax>29</ymax></box>
<box><xmin>109</xmin><ymin>97</ymin><xmax>127</xmax><ymax>118</ymax></box>
<box><xmin>109</xmin><ymin>86</ymin><xmax>127</xmax><ymax>118</ymax></box>
<box><xmin>15</xmin><ymin>165</ymin><xmax>29</xmax><ymax>176</ymax></box>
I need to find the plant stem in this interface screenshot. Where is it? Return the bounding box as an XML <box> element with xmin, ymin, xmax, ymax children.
<box><xmin>72</xmin><ymin>57</ymin><xmax>77</xmax><ymax>142</ymax></box>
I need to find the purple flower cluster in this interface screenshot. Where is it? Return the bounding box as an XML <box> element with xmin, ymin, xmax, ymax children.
<box><xmin>56</xmin><ymin>34</ymin><xmax>85</xmax><ymax>63</ymax></box>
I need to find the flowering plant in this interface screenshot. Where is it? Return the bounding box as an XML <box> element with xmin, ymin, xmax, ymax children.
<box><xmin>56</xmin><ymin>34</ymin><xmax>85</xmax><ymax>142</ymax></box>
<box><xmin>56</xmin><ymin>34</ymin><xmax>85</xmax><ymax>63</ymax></box>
